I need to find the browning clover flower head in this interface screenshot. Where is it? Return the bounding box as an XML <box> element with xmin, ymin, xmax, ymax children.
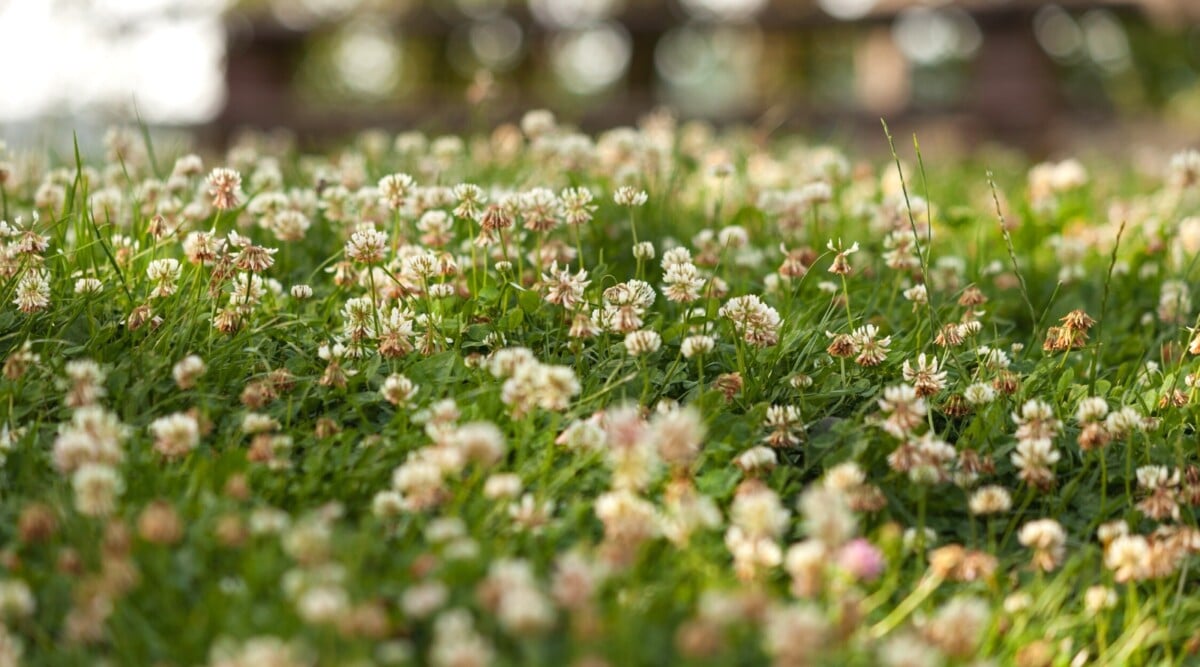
<box><xmin>826</xmin><ymin>238</ymin><xmax>859</xmax><ymax>276</ymax></box>
<box><xmin>5</xmin><ymin>214</ymin><xmax>50</xmax><ymax>258</ymax></box>
<box><xmin>126</xmin><ymin>303</ymin><xmax>154</xmax><ymax>330</ymax></box>
<box><xmin>1157</xmin><ymin>387</ymin><xmax>1187</xmax><ymax>408</ymax></box>
<box><xmin>183</xmin><ymin>230</ymin><xmax>224</xmax><ymax>265</ymax></box>
<box><xmin>3</xmin><ymin>342</ymin><xmax>39</xmax><ymax>381</ymax></box>
<box><xmin>957</xmin><ymin>284</ymin><xmax>987</xmax><ymax>307</ymax></box>
<box><xmin>934</xmin><ymin>322</ymin><xmax>964</xmax><ymax>347</ymax></box>
<box><xmin>1060</xmin><ymin>309</ymin><xmax>1095</xmax><ymax>331</ymax></box>
<box><xmin>941</xmin><ymin>393</ymin><xmax>971</xmax><ymax>418</ymax></box>
<box><xmin>228</xmin><ymin>232</ymin><xmax>278</xmax><ymax>274</ymax></box>
<box><xmin>992</xmin><ymin>370</ymin><xmax>1020</xmax><ymax>395</ymax></box>
<box><xmin>138</xmin><ymin>500</ymin><xmax>183</xmax><ymax>545</ymax></box>
<box><xmin>206</xmin><ymin>167</ymin><xmax>243</xmax><ymax>210</ymax></box>
<box><xmin>540</xmin><ymin>262</ymin><xmax>590</xmax><ymax>310</ymax></box>
<box><xmin>1043</xmin><ymin>313</ymin><xmax>1092</xmax><ymax>352</ymax></box>
<box><xmin>478</xmin><ymin>203</ymin><xmax>514</xmax><ymax>243</ymax></box>
<box><xmin>821</xmin><ymin>334</ymin><xmax>855</xmax><ymax>363</ymax></box>
<box><xmin>714</xmin><ymin>372</ymin><xmax>743</xmax><ymax>402</ymax></box>
<box><xmin>1077</xmin><ymin>422</ymin><xmax>1111</xmax><ymax>451</ymax></box>
<box><xmin>568</xmin><ymin>311</ymin><xmax>600</xmax><ymax>339</ymax></box>
<box><xmin>778</xmin><ymin>245</ymin><xmax>814</xmax><ymax>278</ymax></box>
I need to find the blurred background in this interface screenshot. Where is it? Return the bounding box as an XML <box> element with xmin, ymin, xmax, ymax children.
<box><xmin>2</xmin><ymin>0</ymin><xmax>1200</xmax><ymax>154</ymax></box>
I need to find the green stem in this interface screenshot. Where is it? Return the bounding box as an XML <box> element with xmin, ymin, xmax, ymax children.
<box><xmin>868</xmin><ymin>573</ymin><xmax>944</xmax><ymax>639</ymax></box>
<box><xmin>573</xmin><ymin>224</ymin><xmax>585</xmax><ymax>271</ymax></box>
<box><xmin>841</xmin><ymin>274</ymin><xmax>855</xmax><ymax>331</ymax></box>
<box><xmin>367</xmin><ymin>262</ymin><xmax>382</xmax><ymax>338</ymax></box>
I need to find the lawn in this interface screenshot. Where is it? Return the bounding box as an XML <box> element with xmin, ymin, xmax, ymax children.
<box><xmin>1</xmin><ymin>113</ymin><xmax>1199</xmax><ymax>665</ymax></box>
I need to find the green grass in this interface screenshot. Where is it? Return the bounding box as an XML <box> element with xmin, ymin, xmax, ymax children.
<box><xmin>0</xmin><ymin>117</ymin><xmax>1199</xmax><ymax>665</ymax></box>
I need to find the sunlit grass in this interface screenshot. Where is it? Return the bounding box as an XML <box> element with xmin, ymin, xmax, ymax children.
<box><xmin>0</xmin><ymin>116</ymin><xmax>1199</xmax><ymax>665</ymax></box>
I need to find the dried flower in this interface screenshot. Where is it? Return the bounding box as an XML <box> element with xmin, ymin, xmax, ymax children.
<box><xmin>207</xmin><ymin>168</ymin><xmax>243</xmax><ymax>210</ymax></box>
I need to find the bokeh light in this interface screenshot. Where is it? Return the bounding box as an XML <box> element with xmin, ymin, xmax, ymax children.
<box><xmin>818</xmin><ymin>0</ymin><xmax>879</xmax><ymax>21</ymax></box>
<box><xmin>656</xmin><ymin>25</ymin><xmax>763</xmax><ymax>115</ymax></box>
<box><xmin>269</xmin><ymin>0</ymin><xmax>365</xmax><ymax>30</ymax></box>
<box><xmin>448</xmin><ymin>15</ymin><xmax>525</xmax><ymax>76</ymax></box>
<box><xmin>1082</xmin><ymin>10</ymin><xmax>1133</xmax><ymax>73</ymax></box>
<box><xmin>529</xmin><ymin>0</ymin><xmax>622</xmax><ymax>30</ymax></box>
<box><xmin>453</xmin><ymin>0</ymin><xmax>509</xmax><ymax>20</ymax></box>
<box><xmin>469</xmin><ymin>17</ymin><xmax>525</xmax><ymax>71</ymax></box>
<box><xmin>1035</xmin><ymin>5</ymin><xmax>1085</xmax><ymax>62</ymax></box>
<box><xmin>0</xmin><ymin>0</ymin><xmax>1195</xmax><ymax>141</ymax></box>
<box><xmin>550</xmin><ymin>23</ymin><xmax>633</xmax><ymax>95</ymax></box>
<box><xmin>679</xmin><ymin>0</ymin><xmax>768</xmax><ymax>22</ymax></box>
<box><xmin>892</xmin><ymin>7</ymin><xmax>982</xmax><ymax>66</ymax></box>
<box><xmin>334</xmin><ymin>20</ymin><xmax>402</xmax><ymax>98</ymax></box>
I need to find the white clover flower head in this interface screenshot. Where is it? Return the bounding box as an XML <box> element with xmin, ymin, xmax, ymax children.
<box><xmin>172</xmin><ymin>355</ymin><xmax>207</xmax><ymax>389</ymax></box>
<box><xmin>613</xmin><ymin>186</ymin><xmax>648</xmax><ymax>207</ymax></box>
<box><xmin>963</xmin><ymin>382</ymin><xmax>995</xmax><ymax>406</ymax></box>
<box><xmin>147</xmin><ymin>258</ymin><xmax>181</xmax><ymax>298</ymax></box>
<box><xmin>378</xmin><ymin>173</ymin><xmax>416</xmax><ymax>210</ymax></box>
<box><xmin>74</xmin><ymin>277</ymin><xmax>103</xmax><ymax>294</ymax></box>
<box><xmin>680</xmin><ymin>334</ymin><xmax>715</xmax><ymax>359</ymax></box>
<box><xmin>624</xmin><ymin>330</ymin><xmax>662</xmax><ymax>357</ymax></box>
<box><xmin>1075</xmin><ymin>396</ymin><xmax>1109</xmax><ymax>423</ymax></box>
<box><xmin>344</xmin><ymin>228</ymin><xmax>389</xmax><ymax>264</ymax></box>
<box><xmin>826</xmin><ymin>238</ymin><xmax>859</xmax><ymax>255</ymax></box>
